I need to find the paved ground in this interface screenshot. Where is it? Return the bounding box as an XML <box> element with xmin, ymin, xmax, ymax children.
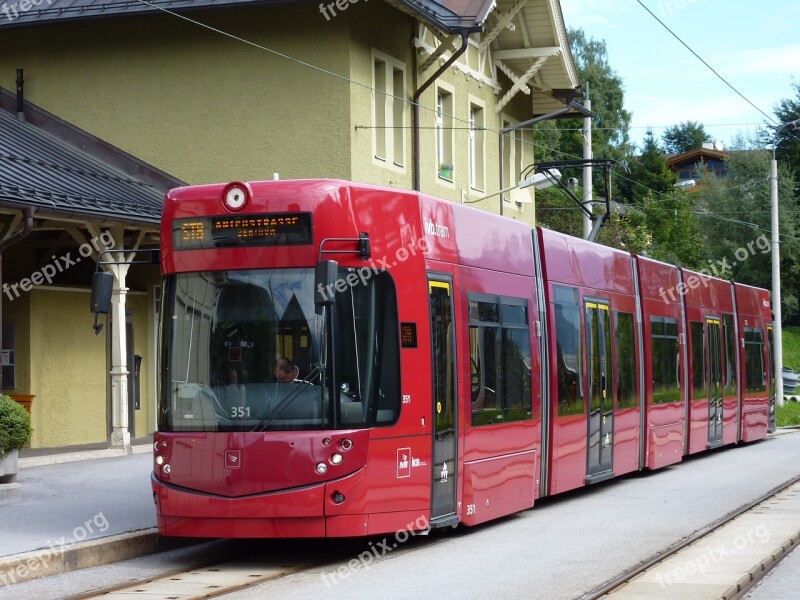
<box><xmin>4</xmin><ymin>431</ymin><xmax>800</xmax><ymax>599</ymax></box>
<box><xmin>0</xmin><ymin>453</ymin><xmax>154</xmax><ymax>558</ymax></box>
<box><xmin>746</xmin><ymin>543</ymin><xmax>800</xmax><ymax>599</ymax></box>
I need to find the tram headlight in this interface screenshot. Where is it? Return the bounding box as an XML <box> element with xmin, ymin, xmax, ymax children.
<box><xmin>316</xmin><ymin>462</ymin><xmax>328</xmax><ymax>474</ymax></box>
<box><xmin>339</xmin><ymin>438</ymin><xmax>353</xmax><ymax>451</ymax></box>
<box><xmin>330</xmin><ymin>453</ymin><xmax>343</xmax><ymax>465</ymax></box>
<box><xmin>222</xmin><ymin>182</ymin><xmax>250</xmax><ymax>212</ymax></box>
<box><xmin>162</xmin><ymin>464</ymin><xmax>171</xmax><ymax>475</ymax></box>
<box><xmin>332</xmin><ymin>491</ymin><xmax>345</xmax><ymax>504</ymax></box>
<box><xmin>155</xmin><ymin>455</ymin><xmax>164</xmax><ymax>466</ymax></box>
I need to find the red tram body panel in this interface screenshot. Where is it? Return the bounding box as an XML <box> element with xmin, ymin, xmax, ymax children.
<box><xmin>151</xmin><ymin>179</ymin><xmax>773</xmax><ymax>539</ymax></box>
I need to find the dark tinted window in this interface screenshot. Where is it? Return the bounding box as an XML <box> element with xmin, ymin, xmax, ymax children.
<box><xmin>554</xmin><ymin>286</ymin><xmax>583</xmax><ymax>416</ymax></box>
<box><xmin>690</xmin><ymin>321</ymin><xmax>705</xmax><ymax>401</ymax></box>
<box><xmin>651</xmin><ymin>316</ymin><xmax>680</xmax><ymax>404</ymax></box>
<box><xmin>615</xmin><ymin>312</ymin><xmax>637</xmax><ymax>409</ymax></box>
<box><xmin>469</xmin><ymin>295</ymin><xmax>531</xmax><ymax>426</ymax></box>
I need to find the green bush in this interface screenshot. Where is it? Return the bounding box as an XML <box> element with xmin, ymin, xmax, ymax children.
<box><xmin>0</xmin><ymin>394</ymin><xmax>32</xmax><ymax>453</ymax></box>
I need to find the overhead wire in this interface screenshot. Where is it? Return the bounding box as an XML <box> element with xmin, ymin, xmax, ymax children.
<box><xmin>132</xmin><ymin>0</ymin><xmax>797</xmax><ymax>241</ymax></box>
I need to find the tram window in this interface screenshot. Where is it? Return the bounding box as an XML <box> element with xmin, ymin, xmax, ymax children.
<box><xmin>615</xmin><ymin>312</ymin><xmax>637</xmax><ymax>410</ymax></box>
<box><xmin>690</xmin><ymin>321</ymin><xmax>705</xmax><ymax>401</ymax></box>
<box><xmin>468</xmin><ymin>294</ymin><xmax>531</xmax><ymax>425</ymax></box>
<box><xmin>502</xmin><ymin>327</ymin><xmax>531</xmax><ymax>420</ymax></box>
<box><xmin>554</xmin><ymin>285</ymin><xmax>583</xmax><ymax>416</ymax></box>
<box><xmin>744</xmin><ymin>328</ymin><xmax>766</xmax><ymax>392</ymax></box>
<box><xmin>651</xmin><ymin>316</ymin><xmax>680</xmax><ymax>404</ymax></box>
<box><xmin>469</xmin><ymin>325</ymin><xmax>500</xmax><ymax>422</ymax></box>
<box><xmin>723</xmin><ymin>314</ymin><xmax>737</xmax><ymax>397</ymax></box>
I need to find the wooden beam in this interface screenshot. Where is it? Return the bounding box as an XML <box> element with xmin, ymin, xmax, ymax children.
<box><xmin>479</xmin><ymin>0</ymin><xmax>529</xmax><ymax>52</ymax></box>
<box><xmin>495</xmin><ymin>58</ymin><xmax>547</xmax><ymax>113</ymax></box>
<box><xmin>494</xmin><ymin>47</ymin><xmax>561</xmax><ymax>60</ymax></box>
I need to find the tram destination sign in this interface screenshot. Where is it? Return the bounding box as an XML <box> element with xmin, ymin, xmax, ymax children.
<box><xmin>173</xmin><ymin>213</ymin><xmax>313</xmax><ymax>250</ymax></box>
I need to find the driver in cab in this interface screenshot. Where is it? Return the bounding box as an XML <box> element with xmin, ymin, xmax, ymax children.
<box><xmin>273</xmin><ymin>357</ymin><xmax>299</xmax><ymax>383</ymax></box>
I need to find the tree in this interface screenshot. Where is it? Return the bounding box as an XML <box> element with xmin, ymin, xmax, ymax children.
<box><xmin>697</xmin><ymin>149</ymin><xmax>800</xmax><ymax>323</ymax></box>
<box><xmin>662</xmin><ymin>121</ymin><xmax>709</xmax><ymax>154</ymax></box>
<box><xmin>640</xmin><ymin>188</ymin><xmax>704</xmax><ymax>267</ymax></box>
<box><xmin>558</xmin><ymin>28</ymin><xmax>633</xmax><ymax>165</ymax></box>
<box><xmin>769</xmin><ymin>82</ymin><xmax>800</xmax><ymax>182</ymax></box>
<box><xmin>621</xmin><ymin>128</ymin><xmax>676</xmax><ymax>203</ymax></box>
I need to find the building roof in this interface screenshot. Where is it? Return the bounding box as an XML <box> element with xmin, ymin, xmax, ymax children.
<box><xmin>0</xmin><ymin>90</ymin><xmax>182</xmax><ymax>226</ymax></box>
<box><xmin>489</xmin><ymin>0</ymin><xmax>580</xmax><ymax>116</ymax></box>
<box><xmin>0</xmin><ymin>0</ymin><xmax>494</xmax><ymax>32</ymax></box>
<box><xmin>666</xmin><ymin>147</ymin><xmax>730</xmax><ymax>170</ymax></box>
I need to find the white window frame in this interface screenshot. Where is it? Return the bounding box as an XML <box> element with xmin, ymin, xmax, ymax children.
<box><xmin>371</xmin><ymin>49</ymin><xmax>407</xmax><ymax>171</ymax></box>
<box><xmin>468</xmin><ymin>96</ymin><xmax>486</xmax><ymax>192</ymax></box>
<box><xmin>435</xmin><ymin>81</ymin><xmax>455</xmax><ymax>184</ymax></box>
<box><xmin>501</xmin><ymin>114</ymin><xmax>526</xmax><ymax>204</ymax></box>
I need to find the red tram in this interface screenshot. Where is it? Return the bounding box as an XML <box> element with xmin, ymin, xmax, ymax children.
<box><xmin>151</xmin><ymin>179</ymin><xmax>773</xmax><ymax>538</ymax></box>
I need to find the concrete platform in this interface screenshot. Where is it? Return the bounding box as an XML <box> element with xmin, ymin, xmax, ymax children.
<box><xmin>0</xmin><ymin>446</ymin><xmax>161</xmax><ymax>587</ymax></box>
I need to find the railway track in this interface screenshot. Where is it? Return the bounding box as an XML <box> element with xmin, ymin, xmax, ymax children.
<box><xmin>64</xmin><ymin>528</ymin><xmax>444</xmax><ymax>599</ymax></box>
<box><xmin>581</xmin><ymin>474</ymin><xmax>800</xmax><ymax>600</ymax></box>
<box><xmin>63</xmin><ymin>475</ymin><xmax>800</xmax><ymax>600</ymax></box>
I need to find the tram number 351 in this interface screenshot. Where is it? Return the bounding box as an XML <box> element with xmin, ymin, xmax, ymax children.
<box><xmin>466</xmin><ymin>504</ymin><xmax>476</xmax><ymax>516</ymax></box>
<box><xmin>231</xmin><ymin>407</ymin><xmax>251</xmax><ymax>418</ymax></box>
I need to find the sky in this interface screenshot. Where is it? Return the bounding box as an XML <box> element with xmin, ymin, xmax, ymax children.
<box><xmin>559</xmin><ymin>0</ymin><xmax>800</xmax><ymax>150</ymax></box>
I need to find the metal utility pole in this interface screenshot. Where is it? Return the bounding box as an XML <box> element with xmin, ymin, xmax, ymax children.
<box><xmin>771</xmin><ymin>119</ymin><xmax>799</xmax><ymax>406</ymax></box>
<box><xmin>582</xmin><ymin>83</ymin><xmax>592</xmax><ymax>239</ymax></box>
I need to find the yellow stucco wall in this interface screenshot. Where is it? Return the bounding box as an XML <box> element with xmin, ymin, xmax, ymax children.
<box><xmin>346</xmin><ymin>6</ymin><xmax>537</xmax><ymax>226</ymax></box>
<box><xmin>0</xmin><ymin>5</ymin><xmax>353</xmax><ymax>185</ymax></box>
<box><xmin>28</xmin><ymin>289</ymin><xmax>107</xmax><ymax>447</ymax></box>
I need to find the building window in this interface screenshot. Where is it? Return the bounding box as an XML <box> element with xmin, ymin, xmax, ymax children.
<box><xmin>469</xmin><ymin>102</ymin><xmax>485</xmax><ymax>191</ymax></box>
<box><xmin>1</xmin><ymin>323</ymin><xmax>14</xmax><ymax>390</ymax></box>
<box><xmin>436</xmin><ymin>87</ymin><xmax>454</xmax><ymax>179</ymax></box>
<box><xmin>468</xmin><ymin>294</ymin><xmax>531</xmax><ymax>426</ymax></box>
<box><xmin>372</xmin><ymin>51</ymin><xmax>406</xmax><ymax>168</ymax></box>
<box><xmin>501</xmin><ymin>118</ymin><xmax>526</xmax><ymax>190</ymax></box>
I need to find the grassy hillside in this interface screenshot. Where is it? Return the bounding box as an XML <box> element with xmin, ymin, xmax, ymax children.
<box><xmin>785</xmin><ymin>326</ymin><xmax>800</xmax><ymax>372</ymax></box>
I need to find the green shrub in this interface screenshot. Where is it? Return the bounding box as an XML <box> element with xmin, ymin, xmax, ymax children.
<box><xmin>0</xmin><ymin>394</ymin><xmax>32</xmax><ymax>453</ymax></box>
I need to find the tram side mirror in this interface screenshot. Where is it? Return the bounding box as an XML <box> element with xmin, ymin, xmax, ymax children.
<box><xmin>90</xmin><ymin>271</ymin><xmax>114</xmax><ymax>315</ymax></box>
<box><xmin>315</xmin><ymin>260</ymin><xmax>338</xmax><ymax>314</ymax></box>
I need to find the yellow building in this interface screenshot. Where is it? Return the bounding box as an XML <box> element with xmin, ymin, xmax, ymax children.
<box><xmin>0</xmin><ymin>0</ymin><xmax>580</xmax><ymax>448</ymax></box>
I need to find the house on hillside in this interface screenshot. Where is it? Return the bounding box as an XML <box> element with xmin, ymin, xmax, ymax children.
<box><xmin>667</xmin><ymin>141</ymin><xmax>730</xmax><ymax>190</ymax></box>
<box><xmin>0</xmin><ymin>0</ymin><xmax>581</xmax><ymax>448</ymax></box>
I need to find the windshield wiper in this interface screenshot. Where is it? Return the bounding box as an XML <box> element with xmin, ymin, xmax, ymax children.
<box><xmin>251</xmin><ymin>362</ymin><xmax>326</xmax><ymax>432</ymax></box>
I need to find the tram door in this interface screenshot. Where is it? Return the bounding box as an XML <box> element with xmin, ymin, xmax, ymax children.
<box><xmin>586</xmin><ymin>301</ymin><xmax>614</xmax><ymax>480</ymax></box>
<box><xmin>429</xmin><ymin>278</ymin><xmax>457</xmax><ymax>522</ymax></box>
<box><xmin>707</xmin><ymin>318</ymin><xmax>723</xmax><ymax>447</ymax></box>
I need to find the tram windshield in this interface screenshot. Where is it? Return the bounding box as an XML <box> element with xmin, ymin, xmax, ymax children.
<box><xmin>159</xmin><ymin>268</ymin><xmax>400</xmax><ymax>432</ymax></box>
